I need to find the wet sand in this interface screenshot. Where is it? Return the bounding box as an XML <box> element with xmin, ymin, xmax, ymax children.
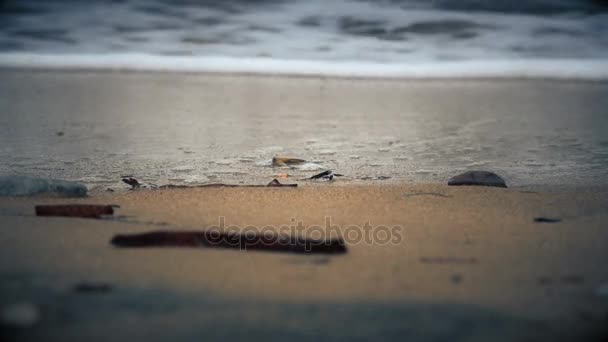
<box><xmin>1</xmin><ymin>69</ymin><xmax>607</xmax><ymax>188</ymax></box>
<box><xmin>1</xmin><ymin>184</ymin><xmax>608</xmax><ymax>341</ymax></box>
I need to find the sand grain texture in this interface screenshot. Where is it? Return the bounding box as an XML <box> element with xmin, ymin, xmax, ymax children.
<box><xmin>1</xmin><ymin>185</ymin><xmax>608</xmax><ymax>341</ymax></box>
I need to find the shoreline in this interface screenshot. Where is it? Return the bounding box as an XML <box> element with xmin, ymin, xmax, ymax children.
<box><xmin>2</xmin><ymin>52</ymin><xmax>608</xmax><ymax>81</ymax></box>
<box><xmin>2</xmin><ymin>66</ymin><xmax>608</xmax><ymax>83</ymax></box>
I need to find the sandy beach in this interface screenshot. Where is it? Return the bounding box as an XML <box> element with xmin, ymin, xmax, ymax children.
<box><xmin>1</xmin><ymin>70</ymin><xmax>608</xmax><ymax>341</ymax></box>
<box><xmin>1</xmin><ymin>183</ymin><xmax>608</xmax><ymax>341</ymax></box>
<box><xmin>3</xmin><ymin>0</ymin><xmax>608</xmax><ymax>339</ymax></box>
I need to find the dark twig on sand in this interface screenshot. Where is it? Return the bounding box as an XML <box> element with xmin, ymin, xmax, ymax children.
<box><xmin>403</xmin><ymin>192</ymin><xmax>451</xmax><ymax>198</ymax></box>
<box><xmin>266</xmin><ymin>179</ymin><xmax>298</xmax><ymax>187</ymax></box>
<box><xmin>35</xmin><ymin>204</ymin><xmax>114</xmax><ymax>219</ymax></box>
<box><xmin>303</xmin><ymin>170</ymin><xmax>344</xmax><ymax>181</ymax></box>
<box><xmin>534</xmin><ymin>217</ymin><xmax>562</xmax><ymax>223</ymax></box>
<box><xmin>111</xmin><ymin>230</ymin><xmax>347</xmax><ymax>254</ymax></box>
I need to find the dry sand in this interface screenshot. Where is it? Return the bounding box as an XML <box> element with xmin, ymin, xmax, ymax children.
<box><xmin>1</xmin><ymin>184</ymin><xmax>608</xmax><ymax>341</ymax></box>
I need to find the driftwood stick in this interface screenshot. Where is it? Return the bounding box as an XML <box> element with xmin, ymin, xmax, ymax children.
<box><xmin>35</xmin><ymin>204</ymin><xmax>114</xmax><ymax>219</ymax></box>
<box><xmin>111</xmin><ymin>230</ymin><xmax>347</xmax><ymax>254</ymax></box>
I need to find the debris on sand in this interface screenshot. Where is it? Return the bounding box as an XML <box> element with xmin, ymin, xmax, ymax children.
<box><xmin>111</xmin><ymin>230</ymin><xmax>347</xmax><ymax>254</ymax></box>
<box><xmin>306</xmin><ymin>170</ymin><xmax>344</xmax><ymax>181</ymax></box>
<box><xmin>35</xmin><ymin>204</ymin><xmax>114</xmax><ymax>219</ymax></box>
<box><xmin>309</xmin><ymin>170</ymin><xmax>334</xmax><ymax>181</ymax></box>
<box><xmin>272</xmin><ymin>156</ymin><xmax>307</xmax><ymax>166</ymax></box>
<box><xmin>266</xmin><ymin>179</ymin><xmax>298</xmax><ymax>187</ymax></box>
<box><xmin>121</xmin><ymin>177</ymin><xmax>141</xmax><ymax>189</ymax></box>
<box><xmin>121</xmin><ymin>176</ymin><xmax>159</xmax><ymax>190</ymax></box>
<box><xmin>447</xmin><ymin>171</ymin><xmax>507</xmax><ymax>188</ymax></box>
<box><xmin>0</xmin><ymin>175</ymin><xmax>87</xmax><ymax>197</ymax></box>
<box><xmin>403</xmin><ymin>192</ymin><xmax>451</xmax><ymax>198</ymax></box>
<box><xmin>534</xmin><ymin>217</ymin><xmax>562</xmax><ymax>223</ymax></box>
<box><xmin>72</xmin><ymin>282</ymin><xmax>113</xmax><ymax>294</ymax></box>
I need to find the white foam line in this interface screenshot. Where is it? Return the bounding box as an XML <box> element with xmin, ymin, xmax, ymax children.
<box><xmin>1</xmin><ymin>53</ymin><xmax>608</xmax><ymax>80</ymax></box>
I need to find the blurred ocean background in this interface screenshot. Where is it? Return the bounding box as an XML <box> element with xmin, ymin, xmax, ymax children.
<box><xmin>1</xmin><ymin>0</ymin><xmax>608</xmax><ymax>77</ymax></box>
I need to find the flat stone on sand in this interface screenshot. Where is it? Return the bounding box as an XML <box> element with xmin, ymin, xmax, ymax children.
<box><xmin>447</xmin><ymin>171</ymin><xmax>507</xmax><ymax>188</ymax></box>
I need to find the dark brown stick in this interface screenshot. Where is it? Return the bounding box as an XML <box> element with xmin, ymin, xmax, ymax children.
<box><xmin>111</xmin><ymin>230</ymin><xmax>346</xmax><ymax>254</ymax></box>
<box><xmin>35</xmin><ymin>204</ymin><xmax>114</xmax><ymax>219</ymax></box>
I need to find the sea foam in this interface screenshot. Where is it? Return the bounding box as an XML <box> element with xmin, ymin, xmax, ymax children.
<box><xmin>1</xmin><ymin>53</ymin><xmax>608</xmax><ymax>80</ymax></box>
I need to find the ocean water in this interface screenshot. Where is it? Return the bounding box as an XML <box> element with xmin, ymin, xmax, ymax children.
<box><xmin>0</xmin><ymin>0</ymin><xmax>608</xmax><ymax>77</ymax></box>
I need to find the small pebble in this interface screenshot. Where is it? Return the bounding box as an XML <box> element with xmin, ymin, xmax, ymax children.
<box><xmin>1</xmin><ymin>302</ymin><xmax>40</xmax><ymax>327</ymax></box>
<box><xmin>447</xmin><ymin>170</ymin><xmax>507</xmax><ymax>188</ymax></box>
